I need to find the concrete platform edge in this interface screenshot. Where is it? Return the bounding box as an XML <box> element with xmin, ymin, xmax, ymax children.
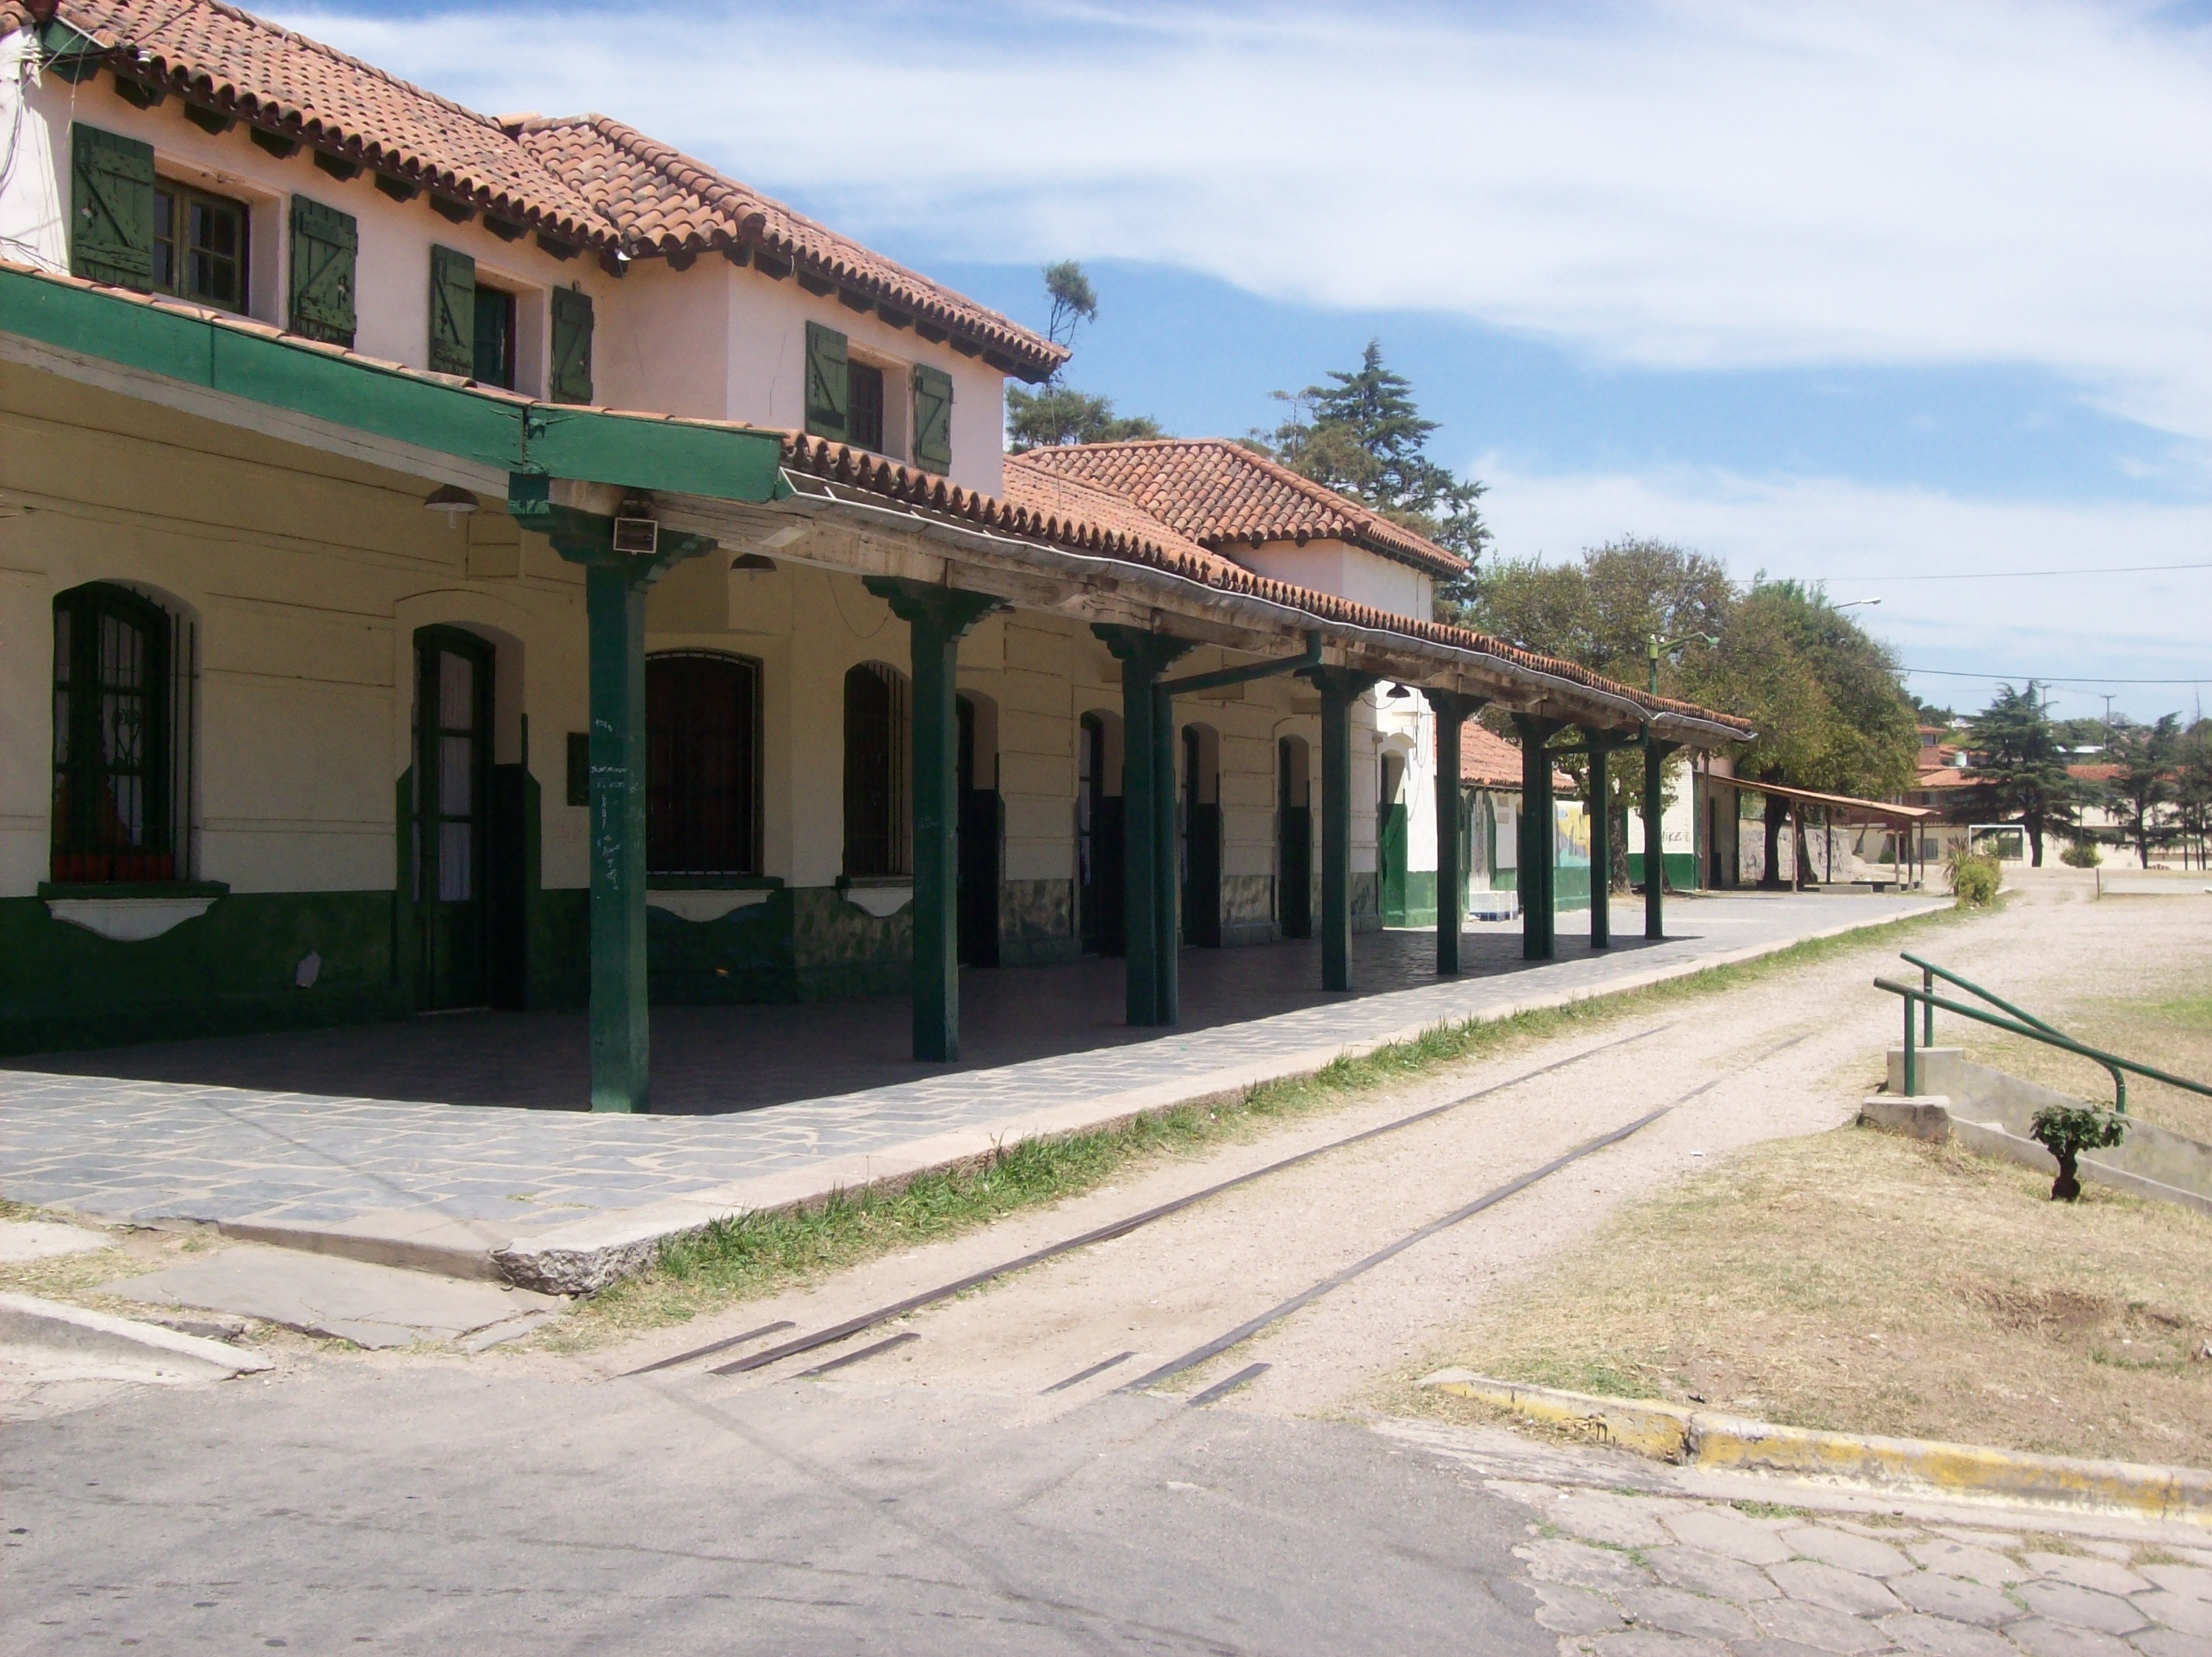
<box><xmin>0</xmin><ymin>1290</ymin><xmax>273</xmax><ymax>1378</ymax></box>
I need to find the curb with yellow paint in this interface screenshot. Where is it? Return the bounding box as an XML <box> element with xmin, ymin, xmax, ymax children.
<box><xmin>1420</xmin><ymin>1370</ymin><xmax>2212</xmax><ymax>1527</ymax></box>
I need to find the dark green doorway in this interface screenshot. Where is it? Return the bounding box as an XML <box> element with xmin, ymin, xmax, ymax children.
<box><xmin>1181</xmin><ymin>724</ymin><xmax>1222</xmax><ymax>948</ymax></box>
<box><xmin>412</xmin><ymin>627</ymin><xmax>492</xmax><ymax>1009</ymax></box>
<box><xmin>956</xmin><ymin>695</ymin><xmax>1000</xmax><ymax>968</ymax></box>
<box><xmin>1277</xmin><ymin>735</ymin><xmax>1311</xmax><ymax>940</ymax></box>
<box><xmin>1077</xmin><ymin>711</ymin><xmax>1125</xmax><ymax>955</ymax></box>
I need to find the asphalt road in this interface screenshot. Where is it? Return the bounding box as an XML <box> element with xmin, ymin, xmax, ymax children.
<box><xmin>5</xmin><ymin>1365</ymin><xmax>1551</xmax><ymax>1655</ymax></box>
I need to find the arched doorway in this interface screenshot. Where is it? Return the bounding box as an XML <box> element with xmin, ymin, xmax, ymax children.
<box><xmin>1077</xmin><ymin>710</ymin><xmax>1125</xmax><ymax>955</ymax></box>
<box><xmin>1277</xmin><ymin>735</ymin><xmax>1312</xmax><ymax>939</ymax></box>
<box><xmin>843</xmin><ymin>662</ymin><xmax>910</xmax><ymax>877</ymax></box>
<box><xmin>1181</xmin><ymin>722</ymin><xmax>1222</xmax><ymax>948</ymax></box>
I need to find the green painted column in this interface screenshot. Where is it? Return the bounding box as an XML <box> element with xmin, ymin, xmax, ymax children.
<box><xmin>583</xmin><ymin>564</ymin><xmax>651</xmax><ymax>1110</ymax></box>
<box><xmin>1512</xmin><ymin>713</ymin><xmax>1566</xmax><ymax>961</ymax></box>
<box><xmin>1094</xmin><ymin>627</ymin><xmax>1195</xmax><ymax>1025</ymax></box>
<box><xmin>1423</xmin><ymin>690</ymin><xmax>1487</xmax><ymax>975</ymax></box>
<box><xmin>510</xmin><ymin>478</ymin><xmax>714</xmax><ymax>1113</ymax></box>
<box><xmin>1303</xmin><ymin>667</ymin><xmax>1380</xmax><ymax>992</ymax></box>
<box><xmin>1586</xmin><ymin>738</ymin><xmax>1611</xmax><ymax>950</ymax></box>
<box><xmin>1150</xmin><ymin>678</ymin><xmax>1181</xmax><ymax>1023</ymax></box>
<box><xmin>1643</xmin><ymin>735</ymin><xmax>1681</xmax><ymax>940</ymax></box>
<box><xmin>869</xmin><ymin>578</ymin><xmax>1007</xmax><ymax>1062</ymax></box>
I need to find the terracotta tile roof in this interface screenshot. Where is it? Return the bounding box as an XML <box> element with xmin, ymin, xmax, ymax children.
<box><xmin>1000</xmin><ymin>460</ymin><xmax>1233</xmax><ymax>575</ymax></box>
<box><xmin>783</xmin><ymin>435</ymin><xmax>1750</xmax><ymax>736</ymax></box>
<box><xmin>37</xmin><ymin>0</ymin><xmax>607</xmax><ymax>241</ymax></box>
<box><xmin>1462</xmin><ymin>721</ymin><xmax>1570</xmax><ymax>790</ymax></box>
<box><xmin>513</xmin><ymin>117</ymin><xmax>1064</xmax><ymax>382</ymax></box>
<box><xmin>26</xmin><ymin>2</ymin><xmax>1063</xmax><ymax>376</ymax></box>
<box><xmin>1014</xmin><ymin>438</ymin><xmax>1468</xmax><ymax>579</ymax></box>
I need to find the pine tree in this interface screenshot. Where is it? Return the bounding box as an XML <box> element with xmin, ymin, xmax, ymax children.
<box><xmin>1257</xmin><ymin>340</ymin><xmax>1489</xmax><ymax>582</ymax></box>
<box><xmin>1959</xmin><ymin>682</ymin><xmax>2077</xmax><ymax>867</ymax></box>
<box><xmin>1005</xmin><ymin>262</ymin><xmax>1166</xmax><ymax>453</ymax></box>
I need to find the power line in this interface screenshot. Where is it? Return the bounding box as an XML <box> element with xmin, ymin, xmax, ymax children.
<box><xmin>1873</xmin><ymin>560</ymin><xmax>2212</xmax><ymax>581</ymax></box>
<box><xmin>1904</xmin><ymin>668</ymin><xmax>2207</xmax><ymax>685</ymax></box>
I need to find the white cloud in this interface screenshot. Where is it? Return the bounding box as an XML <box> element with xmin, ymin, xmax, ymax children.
<box><xmin>282</xmin><ymin>1</ymin><xmax>2212</xmax><ymax>439</ymax></box>
<box><xmin>1476</xmin><ymin>460</ymin><xmax>2212</xmax><ymax>717</ymax></box>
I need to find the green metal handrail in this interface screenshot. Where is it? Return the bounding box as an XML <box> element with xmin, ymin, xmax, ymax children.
<box><xmin>1892</xmin><ymin>950</ymin><xmax>2123</xmax><ymax>1109</ymax></box>
<box><xmin>1875</xmin><ymin>974</ymin><xmax>2212</xmax><ymax>1114</ymax></box>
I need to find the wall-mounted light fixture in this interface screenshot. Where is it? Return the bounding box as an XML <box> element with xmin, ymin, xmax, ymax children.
<box><xmin>422</xmin><ymin>485</ymin><xmax>480</xmax><ymax>521</ymax></box>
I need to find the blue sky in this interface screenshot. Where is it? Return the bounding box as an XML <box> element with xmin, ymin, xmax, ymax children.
<box><xmin>280</xmin><ymin>0</ymin><xmax>2212</xmax><ymax>723</ymax></box>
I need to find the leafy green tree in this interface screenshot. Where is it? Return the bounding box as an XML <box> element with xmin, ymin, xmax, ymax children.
<box><xmin>2176</xmin><ymin>718</ymin><xmax>2212</xmax><ymax>870</ymax></box>
<box><xmin>1682</xmin><ymin>580</ymin><xmax>1918</xmax><ymax>888</ymax></box>
<box><xmin>1006</xmin><ymin>261</ymin><xmax>1166</xmax><ymax>453</ymax></box>
<box><xmin>1007</xmin><ymin>386</ymin><xmax>1164</xmax><ymax>450</ymax></box>
<box><xmin>1956</xmin><ymin>682</ymin><xmax>2077</xmax><ymax>867</ymax></box>
<box><xmin>2104</xmin><ymin>714</ymin><xmax>2182</xmax><ymax>867</ymax></box>
<box><xmin>1255</xmin><ymin>340</ymin><xmax>1490</xmax><ymax>582</ymax></box>
<box><xmin>1468</xmin><ymin>540</ymin><xmax>1732</xmax><ymax>888</ymax></box>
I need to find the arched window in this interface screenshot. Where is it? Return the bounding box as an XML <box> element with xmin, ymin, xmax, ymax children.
<box><xmin>843</xmin><ymin>662</ymin><xmax>909</xmax><ymax>877</ymax></box>
<box><xmin>647</xmin><ymin>652</ymin><xmax>762</xmax><ymax>874</ymax></box>
<box><xmin>51</xmin><ymin>582</ymin><xmax>190</xmax><ymax>883</ymax></box>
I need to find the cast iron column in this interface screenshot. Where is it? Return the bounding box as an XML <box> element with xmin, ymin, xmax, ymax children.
<box><xmin>513</xmin><ymin>478</ymin><xmax>716</xmax><ymax>1114</ymax></box>
<box><xmin>1304</xmin><ymin>666</ymin><xmax>1380</xmax><ymax>992</ymax></box>
<box><xmin>1586</xmin><ymin>738</ymin><xmax>1612</xmax><ymax>950</ymax></box>
<box><xmin>1095</xmin><ymin>626</ymin><xmax>1195</xmax><ymax>1025</ymax></box>
<box><xmin>1424</xmin><ymin>690</ymin><xmax>1487</xmax><ymax>974</ymax></box>
<box><xmin>584</xmin><ymin>564</ymin><xmax>651</xmax><ymax>1110</ymax></box>
<box><xmin>1512</xmin><ymin>713</ymin><xmax>1567</xmax><ymax>961</ymax></box>
<box><xmin>1643</xmin><ymin>734</ymin><xmax>1680</xmax><ymax>940</ymax></box>
<box><xmin>870</xmin><ymin>578</ymin><xmax>1007</xmax><ymax>1062</ymax></box>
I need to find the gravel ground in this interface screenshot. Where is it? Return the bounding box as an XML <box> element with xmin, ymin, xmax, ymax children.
<box><xmin>590</xmin><ymin>869</ymin><xmax>2208</xmax><ymax>1430</ymax></box>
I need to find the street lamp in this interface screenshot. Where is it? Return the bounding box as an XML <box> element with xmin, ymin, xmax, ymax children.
<box><xmin>1647</xmin><ymin>632</ymin><xmax>1720</xmax><ymax>695</ymax></box>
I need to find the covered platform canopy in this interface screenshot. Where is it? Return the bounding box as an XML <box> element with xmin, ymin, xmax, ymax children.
<box><xmin>2</xmin><ymin>256</ymin><xmax>1757</xmax><ymax>1110</ymax></box>
<box><xmin>1712</xmin><ymin>775</ymin><xmax>1938</xmax><ymax>890</ymax></box>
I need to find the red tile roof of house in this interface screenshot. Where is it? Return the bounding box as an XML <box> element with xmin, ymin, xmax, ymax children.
<box><xmin>784</xmin><ymin>436</ymin><xmax>1748</xmax><ymax>735</ymax></box>
<box><xmin>511</xmin><ymin>116</ymin><xmax>1063</xmax><ymax>380</ymax></box>
<box><xmin>25</xmin><ymin>1</ymin><xmax>1063</xmax><ymax>377</ymax></box>
<box><xmin>1011</xmin><ymin>439</ymin><xmax>1468</xmax><ymax>579</ymax></box>
<box><xmin>1462</xmin><ymin>721</ymin><xmax>1570</xmax><ymax>790</ymax></box>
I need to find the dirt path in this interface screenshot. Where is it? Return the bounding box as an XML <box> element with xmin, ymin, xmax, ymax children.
<box><xmin>579</xmin><ymin>874</ymin><xmax>2209</xmax><ymax>1423</ymax></box>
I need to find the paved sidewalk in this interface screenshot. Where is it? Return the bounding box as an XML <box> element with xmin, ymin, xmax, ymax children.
<box><xmin>1</xmin><ymin>893</ymin><xmax>1935</xmax><ymax>1290</ymax></box>
<box><xmin>1386</xmin><ymin>1417</ymin><xmax>2212</xmax><ymax>1657</ymax></box>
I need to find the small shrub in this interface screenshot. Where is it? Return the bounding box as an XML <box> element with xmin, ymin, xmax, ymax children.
<box><xmin>1947</xmin><ymin>851</ymin><xmax>2002</xmax><ymax>908</ymax></box>
<box><xmin>2029</xmin><ymin>1103</ymin><xmax>2127</xmax><ymax>1202</ymax></box>
<box><xmin>2060</xmin><ymin>840</ymin><xmax>2102</xmax><ymax>869</ymax></box>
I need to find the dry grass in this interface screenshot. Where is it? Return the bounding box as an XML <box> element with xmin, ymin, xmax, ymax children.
<box><xmin>1954</xmin><ymin>967</ymin><xmax>2212</xmax><ymax>1144</ymax></box>
<box><xmin>1424</xmin><ymin>1123</ymin><xmax>2212</xmax><ymax>1468</ymax></box>
<box><xmin>0</xmin><ymin>1217</ymin><xmax>228</xmax><ymax>1310</ymax></box>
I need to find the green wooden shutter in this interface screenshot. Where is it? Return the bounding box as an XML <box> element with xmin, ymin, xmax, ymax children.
<box><xmin>912</xmin><ymin>365</ymin><xmax>954</xmax><ymax>474</ymax></box>
<box><xmin>69</xmin><ymin>124</ymin><xmax>155</xmax><ymax>289</ymax></box>
<box><xmin>804</xmin><ymin>321</ymin><xmax>848</xmax><ymax>440</ymax></box>
<box><xmin>428</xmin><ymin>245</ymin><xmax>476</xmax><ymax>377</ymax></box>
<box><xmin>551</xmin><ymin>287</ymin><xmax>595</xmax><ymax>404</ymax></box>
<box><xmin>288</xmin><ymin>196</ymin><xmax>358</xmax><ymax>346</ymax></box>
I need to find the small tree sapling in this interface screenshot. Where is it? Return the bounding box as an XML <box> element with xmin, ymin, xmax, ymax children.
<box><xmin>2029</xmin><ymin>1103</ymin><xmax>2127</xmax><ymax>1202</ymax></box>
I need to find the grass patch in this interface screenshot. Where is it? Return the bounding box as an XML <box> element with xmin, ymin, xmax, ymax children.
<box><xmin>1949</xmin><ymin>943</ymin><xmax>2212</xmax><ymax>1143</ymax></box>
<box><xmin>544</xmin><ymin>900</ymin><xmax>1974</xmax><ymax>1351</ymax></box>
<box><xmin>1414</xmin><ymin>1122</ymin><xmax>2212</xmax><ymax>1468</ymax></box>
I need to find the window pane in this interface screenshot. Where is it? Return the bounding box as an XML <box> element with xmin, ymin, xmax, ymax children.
<box><xmin>438</xmin><ymin>649</ymin><xmax>474</xmax><ymax>730</ymax></box>
<box><xmin>438</xmin><ymin>820</ymin><xmax>472</xmax><ymax>901</ymax></box>
<box><xmin>847</xmin><ymin>361</ymin><xmax>885</xmax><ymax>453</ymax></box>
<box><xmin>647</xmin><ymin>655</ymin><xmax>760</xmax><ymax>873</ymax></box>
<box><xmin>440</xmin><ymin>733</ymin><xmax>473</xmax><ymax>816</ymax></box>
<box><xmin>473</xmin><ymin>286</ymin><xmax>515</xmax><ymax>389</ymax></box>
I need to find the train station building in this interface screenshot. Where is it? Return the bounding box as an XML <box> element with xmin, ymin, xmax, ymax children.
<box><xmin>0</xmin><ymin>0</ymin><xmax>1751</xmax><ymax>1110</ymax></box>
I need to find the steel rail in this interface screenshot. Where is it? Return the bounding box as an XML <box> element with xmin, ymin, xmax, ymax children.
<box><xmin>617</xmin><ymin>1023</ymin><xmax>1670</xmax><ymax>1381</ymax></box>
<box><xmin>1117</xmin><ymin>1030</ymin><xmax>1814</xmax><ymax>1397</ymax></box>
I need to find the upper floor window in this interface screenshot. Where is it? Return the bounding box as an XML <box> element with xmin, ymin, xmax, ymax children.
<box><xmin>151</xmin><ymin>181</ymin><xmax>249</xmax><ymax>311</ymax></box>
<box><xmin>847</xmin><ymin>359</ymin><xmax>886</xmax><ymax>453</ymax></box>
<box><xmin>51</xmin><ymin>583</ymin><xmax>193</xmax><ymax>884</ymax></box>
<box><xmin>475</xmin><ymin>284</ymin><xmax>517</xmax><ymax>390</ymax></box>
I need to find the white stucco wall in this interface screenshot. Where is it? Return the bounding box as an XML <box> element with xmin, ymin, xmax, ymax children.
<box><xmin>1234</xmin><ymin>538</ymin><xmax>1433</xmax><ymax>620</ymax></box>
